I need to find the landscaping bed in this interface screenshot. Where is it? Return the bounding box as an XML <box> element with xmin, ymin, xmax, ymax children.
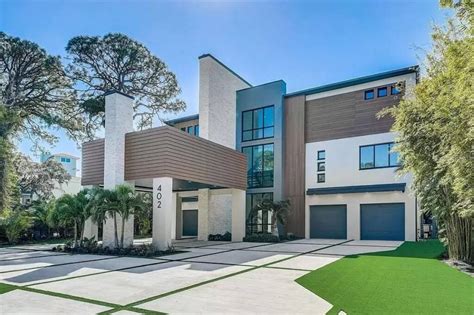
<box><xmin>296</xmin><ymin>240</ymin><xmax>474</xmax><ymax>314</ymax></box>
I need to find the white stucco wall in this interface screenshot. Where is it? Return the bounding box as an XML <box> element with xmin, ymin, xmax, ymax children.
<box><xmin>208</xmin><ymin>191</ymin><xmax>232</xmax><ymax>235</ymax></box>
<box><xmin>198</xmin><ymin>55</ymin><xmax>251</xmax><ymax>149</ymax></box>
<box><xmin>52</xmin><ymin>176</ymin><xmax>82</xmax><ymax>199</ymax></box>
<box><xmin>305</xmin><ymin>132</ymin><xmax>417</xmax><ymax>241</ymax></box>
<box><xmin>306</xmin><ymin>132</ymin><xmax>410</xmax><ymax>188</ymax></box>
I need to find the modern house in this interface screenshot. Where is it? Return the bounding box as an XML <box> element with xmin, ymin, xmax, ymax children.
<box><xmin>81</xmin><ymin>54</ymin><xmax>419</xmax><ymax>249</ymax></box>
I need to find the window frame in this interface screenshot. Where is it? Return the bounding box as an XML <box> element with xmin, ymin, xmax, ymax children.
<box><xmin>391</xmin><ymin>85</ymin><xmax>400</xmax><ymax>95</ymax></box>
<box><xmin>359</xmin><ymin>142</ymin><xmax>400</xmax><ymax>170</ymax></box>
<box><xmin>377</xmin><ymin>87</ymin><xmax>388</xmax><ymax>97</ymax></box>
<box><xmin>242</xmin><ymin>143</ymin><xmax>274</xmax><ymax>189</ymax></box>
<box><xmin>317</xmin><ymin>173</ymin><xmax>325</xmax><ymax>183</ymax></box>
<box><xmin>364</xmin><ymin>89</ymin><xmax>374</xmax><ymax>100</ymax></box>
<box><xmin>241</xmin><ymin>105</ymin><xmax>275</xmax><ymax>142</ymax></box>
<box><xmin>317</xmin><ymin>161</ymin><xmax>325</xmax><ymax>172</ymax></box>
<box><xmin>317</xmin><ymin>150</ymin><xmax>326</xmax><ymax>160</ymax></box>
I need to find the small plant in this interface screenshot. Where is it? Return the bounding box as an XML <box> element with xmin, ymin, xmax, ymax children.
<box><xmin>208</xmin><ymin>232</ymin><xmax>232</xmax><ymax>241</ymax></box>
<box><xmin>248</xmin><ymin>199</ymin><xmax>291</xmax><ymax>239</ymax></box>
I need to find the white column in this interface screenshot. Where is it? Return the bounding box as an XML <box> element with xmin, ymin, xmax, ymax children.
<box><xmin>83</xmin><ymin>219</ymin><xmax>98</xmax><ymax>240</ymax></box>
<box><xmin>102</xmin><ymin>91</ymin><xmax>135</xmax><ymax>248</ymax></box>
<box><xmin>197</xmin><ymin>188</ymin><xmax>210</xmax><ymax>241</ymax></box>
<box><xmin>231</xmin><ymin>189</ymin><xmax>246</xmax><ymax>242</ymax></box>
<box><xmin>153</xmin><ymin>177</ymin><xmax>174</xmax><ymax>250</ymax></box>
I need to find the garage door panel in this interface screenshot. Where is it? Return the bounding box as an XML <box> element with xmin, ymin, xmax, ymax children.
<box><xmin>360</xmin><ymin>203</ymin><xmax>405</xmax><ymax>241</ymax></box>
<box><xmin>310</xmin><ymin>205</ymin><xmax>347</xmax><ymax>239</ymax></box>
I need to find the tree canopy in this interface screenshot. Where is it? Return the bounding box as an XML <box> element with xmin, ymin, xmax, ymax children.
<box><xmin>384</xmin><ymin>1</ymin><xmax>473</xmax><ymax>262</ymax></box>
<box><xmin>66</xmin><ymin>33</ymin><xmax>186</xmax><ymax>131</ymax></box>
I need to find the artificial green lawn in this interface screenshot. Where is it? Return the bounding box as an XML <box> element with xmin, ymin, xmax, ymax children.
<box><xmin>296</xmin><ymin>241</ymin><xmax>474</xmax><ymax>315</ymax></box>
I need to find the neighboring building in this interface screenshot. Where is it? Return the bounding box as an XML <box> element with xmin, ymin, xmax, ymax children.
<box><xmin>81</xmin><ymin>53</ymin><xmax>420</xmax><ymax>248</ymax></box>
<box><xmin>40</xmin><ymin>152</ymin><xmax>82</xmax><ymax>199</ymax></box>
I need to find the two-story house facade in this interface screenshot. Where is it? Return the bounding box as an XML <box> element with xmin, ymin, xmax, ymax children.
<box><xmin>81</xmin><ymin>53</ymin><xmax>419</xmax><ymax>248</ymax></box>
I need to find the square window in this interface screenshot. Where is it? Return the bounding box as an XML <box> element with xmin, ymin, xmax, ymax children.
<box><xmin>317</xmin><ymin>150</ymin><xmax>325</xmax><ymax>160</ymax></box>
<box><xmin>391</xmin><ymin>86</ymin><xmax>400</xmax><ymax>95</ymax></box>
<box><xmin>317</xmin><ymin>173</ymin><xmax>325</xmax><ymax>183</ymax></box>
<box><xmin>364</xmin><ymin>90</ymin><xmax>374</xmax><ymax>100</ymax></box>
<box><xmin>242</xmin><ymin>131</ymin><xmax>252</xmax><ymax>141</ymax></box>
<box><xmin>263</xmin><ymin>127</ymin><xmax>274</xmax><ymax>138</ymax></box>
<box><xmin>377</xmin><ymin>87</ymin><xmax>388</xmax><ymax>97</ymax></box>
<box><xmin>317</xmin><ymin>161</ymin><xmax>325</xmax><ymax>172</ymax></box>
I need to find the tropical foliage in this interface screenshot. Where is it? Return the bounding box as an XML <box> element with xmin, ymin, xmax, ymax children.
<box><xmin>382</xmin><ymin>1</ymin><xmax>473</xmax><ymax>262</ymax></box>
<box><xmin>248</xmin><ymin>199</ymin><xmax>291</xmax><ymax>238</ymax></box>
<box><xmin>0</xmin><ymin>209</ymin><xmax>32</xmax><ymax>243</ymax></box>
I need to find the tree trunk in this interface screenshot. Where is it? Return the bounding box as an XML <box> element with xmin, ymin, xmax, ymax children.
<box><xmin>120</xmin><ymin>216</ymin><xmax>125</xmax><ymax>248</ymax></box>
<box><xmin>445</xmin><ymin>213</ymin><xmax>473</xmax><ymax>264</ymax></box>
<box><xmin>113</xmin><ymin>213</ymin><xmax>119</xmax><ymax>248</ymax></box>
<box><xmin>73</xmin><ymin>221</ymin><xmax>78</xmax><ymax>248</ymax></box>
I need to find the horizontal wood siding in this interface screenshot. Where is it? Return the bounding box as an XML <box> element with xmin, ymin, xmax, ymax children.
<box><xmin>81</xmin><ymin>139</ymin><xmax>104</xmax><ymax>186</ymax></box>
<box><xmin>305</xmin><ymin>85</ymin><xmax>400</xmax><ymax>143</ymax></box>
<box><xmin>125</xmin><ymin>126</ymin><xmax>246</xmax><ymax>189</ymax></box>
<box><xmin>81</xmin><ymin>126</ymin><xmax>246</xmax><ymax>190</ymax></box>
<box><xmin>283</xmin><ymin>95</ymin><xmax>306</xmax><ymax>237</ymax></box>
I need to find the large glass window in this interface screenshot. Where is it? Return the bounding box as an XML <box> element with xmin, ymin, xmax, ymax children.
<box><xmin>242</xmin><ymin>106</ymin><xmax>274</xmax><ymax>141</ymax></box>
<box><xmin>246</xmin><ymin>192</ymin><xmax>273</xmax><ymax>235</ymax></box>
<box><xmin>242</xmin><ymin>143</ymin><xmax>274</xmax><ymax>188</ymax></box>
<box><xmin>360</xmin><ymin>142</ymin><xmax>400</xmax><ymax>169</ymax></box>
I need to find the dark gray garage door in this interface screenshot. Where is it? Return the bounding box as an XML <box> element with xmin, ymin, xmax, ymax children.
<box><xmin>360</xmin><ymin>203</ymin><xmax>405</xmax><ymax>241</ymax></box>
<box><xmin>182</xmin><ymin>210</ymin><xmax>198</xmax><ymax>237</ymax></box>
<box><xmin>310</xmin><ymin>205</ymin><xmax>347</xmax><ymax>239</ymax></box>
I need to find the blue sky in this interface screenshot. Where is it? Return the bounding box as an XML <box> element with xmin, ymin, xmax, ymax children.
<box><xmin>1</xmin><ymin>0</ymin><xmax>449</xmax><ymax>169</ymax></box>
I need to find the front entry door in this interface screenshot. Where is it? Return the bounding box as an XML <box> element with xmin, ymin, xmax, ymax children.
<box><xmin>182</xmin><ymin>209</ymin><xmax>198</xmax><ymax>237</ymax></box>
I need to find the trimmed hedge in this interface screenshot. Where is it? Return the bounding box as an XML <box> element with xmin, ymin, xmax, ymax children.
<box><xmin>243</xmin><ymin>233</ymin><xmax>280</xmax><ymax>243</ymax></box>
<box><xmin>208</xmin><ymin>232</ymin><xmax>231</xmax><ymax>241</ymax></box>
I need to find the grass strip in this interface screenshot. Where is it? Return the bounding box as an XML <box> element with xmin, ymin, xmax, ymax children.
<box><xmin>0</xmin><ymin>282</ymin><xmax>18</xmax><ymax>294</ymax></box>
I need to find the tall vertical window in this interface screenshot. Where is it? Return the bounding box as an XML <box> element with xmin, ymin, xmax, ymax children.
<box><xmin>184</xmin><ymin>125</ymin><xmax>199</xmax><ymax>136</ymax></box>
<box><xmin>242</xmin><ymin>143</ymin><xmax>274</xmax><ymax>188</ymax></box>
<box><xmin>242</xmin><ymin>106</ymin><xmax>274</xmax><ymax>141</ymax></box>
<box><xmin>360</xmin><ymin>142</ymin><xmax>400</xmax><ymax>169</ymax></box>
<box><xmin>317</xmin><ymin>150</ymin><xmax>326</xmax><ymax>183</ymax></box>
<box><xmin>246</xmin><ymin>192</ymin><xmax>273</xmax><ymax>235</ymax></box>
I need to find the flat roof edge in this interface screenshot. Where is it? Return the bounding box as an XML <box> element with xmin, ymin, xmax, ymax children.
<box><xmin>285</xmin><ymin>66</ymin><xmax>419</xmax><ymax>98</ymax></box>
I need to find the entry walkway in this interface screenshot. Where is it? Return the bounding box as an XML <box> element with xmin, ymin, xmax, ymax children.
<box><xmin>0</xmin><ymin>239</ymin><xmax>402</xmax><ymax>314</ymax></box>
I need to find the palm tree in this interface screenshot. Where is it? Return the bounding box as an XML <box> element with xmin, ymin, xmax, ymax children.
<box><xmin>249</xmin><ymin>199</ymin><xmax>291</xmax><ymax>238</ymax></box>
<box><xmin>29</xmin><ymin>200</ymin><xmax>55</xmax><ymax>238</ymax></box>
<box><xmin>55</xmin><ymin>189</ymin><xmax>96</xmax><ymax>247</ymax></box>
<box><xmin>92</xmin><ymin>184</ymin><xmax>145</xmax><ymax>248</ymax></box>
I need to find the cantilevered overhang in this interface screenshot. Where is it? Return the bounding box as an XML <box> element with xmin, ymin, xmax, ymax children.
<box><xmin>306</xmin><ymin>183</ymin><xmax>406</xmax><ymax>195</ymax></box>
<box><xmin>81</xmin><ymin>126</ymin><xmax>247</xmax><ymax>190</ymax></box>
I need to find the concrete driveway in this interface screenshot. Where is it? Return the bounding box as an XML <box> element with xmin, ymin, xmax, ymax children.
<box><xmin>0</xmin><ymin>239</ymin><xmax>402</xmax><ymax>314</ymax></box>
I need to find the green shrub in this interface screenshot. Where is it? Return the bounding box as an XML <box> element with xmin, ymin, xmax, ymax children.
<box><xmin>208</xmin><ymin>231</ymin><xmax>231</xmax><ymax>241</ymax></box>
<box><xmin>243</xmin><ymin>233</ymin><xmax>280</xmax><ymax>243</ymax></box>
<box><xmin>0</xmin><ymin>210</ymin><xmax>32</xmax><ymax>244</ymax></box>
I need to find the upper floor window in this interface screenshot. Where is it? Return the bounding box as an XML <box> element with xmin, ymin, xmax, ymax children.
<box><xmin>60</xmin><ymin>157</ymin><xmax>71</xmax><ymax>163</ymax></box>
<box><xmin>317</xmin><ymin>150</ymin><xmax>326</xmax><ymax>183</ymax></box>
<box><xmin>377</xmin><ymin>87</ymin><xmax>387</xmax><ymax>97</ymax></box>
<box><xmin>242</xmin><ymin>143</ymin><xmax>274</xmax><ymax>188</ymax></box>
<box><xmin>391</xmin><ymin>85</ymin><xmax>400</xmax><ymax>95</ymax></box>
<box><xmin>184</xmin><ymin>125</ymin><xmax>199</xmax><ymax>136</ymax></box>
<box><xmin>242</xmin><ymin>106</ymin><xmax>274</xmax><ymax>142</ymax></box>
<box><xmin>360</xmin><ymin>142</ymin><xmax>400</xmax><ymax>169</ymax></box>
<box><xmin>364</xmin><ymin>90</ymin><xmax>374</xmax><ymax>100</ymax></box>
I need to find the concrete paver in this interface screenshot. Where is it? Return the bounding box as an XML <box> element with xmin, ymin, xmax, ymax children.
<box><xmin>0</xmin><ymin>289</ymin><xmax>109</xmax><ymax>314</ymax></box>
<box><xmin>286</xmin><ymin>239</ymin><xmax>348</xmax><ymax>245</ymax></box>
<box><xmin>199</xmin><ymin>242</ymin><xmax>269</xmax><ymax>250</ymax></box>
<box><xmin>34</xmin><ymin>261</ymin><xmax>251</xmax><ymax>305</ymax></box>
<box><xmin>0</xmin><ymin>250</ymin><xmax>65</xmax><ymax>261</ymax></box>
<box><xmin>159</xmin><ymin>247</ymin><xmax>228</xmax><ymax>261</ymax></box>
<box><xmin>245</xmin><ymin>242</ymin><xmax>329</xmax><ymax>253</ymax></box>
<box><xmin>0</xmin><ymin>256</ymin><xmax>167</xmax><ymax>286</ymax></box>
<box><xmin>0</xmin><ymin>253</ymin><xmax>115</xmax><ymax>273</ymax></box>
<box><xmin>184</xmin><ymin>249</ymin><xmax>293</xmax><ymax>266</ymax></box>
<box><xmin>314</xmin><ymin>244</ymin><xmax>397</xmax><ymax>256</ymax></box>
<box><xmin>271</xmin><ymin>254</ymin><xmax>341</xmax><ymax>270</ymax></box>
<box><xmin>344</xmin><ymin>240</ymin><xmax>403</xmax><ymax>247</ymax></box>
<box><xmin>138</xmin><ymin>267</ymin><xmax>333</xmax><ymax>314</ymax></box>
